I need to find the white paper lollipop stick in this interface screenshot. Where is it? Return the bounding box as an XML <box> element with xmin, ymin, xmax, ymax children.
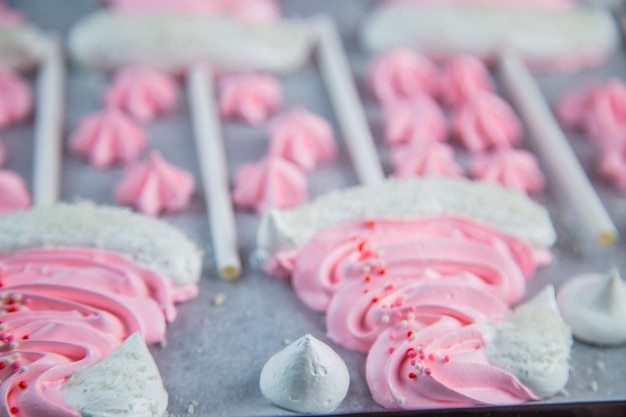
<box><xmin>33</xmin><ymin>35</ymin><xmax>64</xmax><ymax>206</ymax></box>
<box><xmin>187</xmin><ymin>65</ymin><xmax>242</xmax><ymax>280</ymax></box>
<box><xmin>310</xmin><ymin>16</ymin><xmax>385</xmax><ymax>185</ymax></box>
<box><xmin>499</xmin><ymin>50</ymin><xmax>618</xmax><ymax>245</ymax></box>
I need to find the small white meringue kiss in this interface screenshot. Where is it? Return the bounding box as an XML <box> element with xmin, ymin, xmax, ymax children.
<box><xmin>557</xmin><ymin>267</ymin><xmax>626</xmax><ymax>347</ymax></box>
<box><xmin>259</xmin><ymin>334</ymin><xmax>350</xmax><ymax>414</ymax></box>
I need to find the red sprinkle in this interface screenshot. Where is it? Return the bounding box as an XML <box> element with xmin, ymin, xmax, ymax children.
<box><xmin>0</xmin><ymin>362</ymin><xmax>5</xmax><ymax>370</ymax></box>
<box><xmin>428</xmin><ymin>353</ymin><xmax>435</xmax><ymax>361</ymax></box>
<box><xmin>364</xmin><ymin>276</ymin><xmax>372</xmax><ymax>283</ymax></box>
<box><xmin>10</xmin><ymin>406</ymin><xmax>18</xmax><ymax>414</ymax></box>
<box><xmin>358</xmin><ymin>241</ymin><xmax>367</xmax><ymax>252</ymax></box>
<box><xmin>408</xmin><ymin>372</ymin><xmax>417</xmax><ymax>379</ymax></box>
<box><xmin>7</xmin><ymin>307</ymin><xmax>18</xmax><ymax>313</ymax></box>
<box><xmin>443</xmin><ymin>355</ymin><xmax>451</xmax><ymax>363</ymax></box>
<box><xmin>21</xmin><ymin>336</ymin><xmax>28</xmax><ymax>340</ymax></box>
<box><xmin>363</xmin><ymin>289</ymin><xmax>369</xmax><ymax>294</ymax></box>
<box><xmin>371</xmin><ymin>297</ymin><xmax>379</xmax><ymax>304</ymax></box>
<box><xmin>406</xmin><ymin>348</ymin><xmax>416</xmax><ymax>358</ymax></box>
<box><xmin>18</xmin><ymin>381</ymin><xmax>27</xmax><ymax>390</ymax></box>
<box><xmin>7</xmin><ymin>299</ymin><xmax>15</xmax><ymax>305</ymax></box>
<box><xmin>388</xmin><ymin>347</ymin><xmax>395</xmax><ymax>354</ymax></box>
<box><xmin>407</xmin><ymin>331</ymin><xmax>413</xmax><ymax>338</ymax></box>
<box><xmin>366</xmin><ymin>220</ymin><xmax>377</xmax><ymax>228</ymax></box>
<box><xmin>380</xmin><ymin>268</ymin><xmax>387</xmax><ymax>276</ymax></box>
<box><xmin>425</xmin><ymin>368</ymin><xmax>432</xmax><ymax>376</ymax></box>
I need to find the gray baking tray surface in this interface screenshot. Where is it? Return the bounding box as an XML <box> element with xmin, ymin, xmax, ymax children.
<box><xmin>3</xmin><ymin>0</ymin><xmax>626</xmax><ymax>416</ymax></box>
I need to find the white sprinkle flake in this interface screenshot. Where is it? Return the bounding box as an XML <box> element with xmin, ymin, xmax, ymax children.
<box><xmin>589</xmin><ymin>381</ymin><xmax>598</xmax><ymax>393</ymax></box>
<box><xmin>212</xmin><ymin>293</ymin><xmax>226</xmax><ymax>307</ymax></box>
<box><xmin>381</xmin><ymin>315</ymin><xmax>390</xmax><ymax>323</ymax></box>
<box><xmin>400</xmin><ymin>320</ymin><xmax>408</xmax><ymax>327</ymax></box>
<box><xmin>397</xmin><ymin>396</ymin><xmax>405</xmax><ymax>405</ymax></box>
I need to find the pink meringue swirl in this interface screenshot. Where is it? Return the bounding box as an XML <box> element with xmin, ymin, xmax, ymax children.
<box><xmin>557</xmin><ymin>79</ymin><xmax>626</xmax><ymax>145</ymax></box>
<box><xmin>232</xmin><ymin>155</ymin><xmax>307</xmax><ymax>214</ymax></box>
<box><xmin>383</xmin><ymin>96</ymin><xmax>448</xmax><ymax>146</ymax></box>
<box><xmin>0</xmin><ymin>247</ymin><xmax>197</xmax><ymax>417</ymax></box>
<box><xmin>104</xmin><ymin>67</ymin><xmax>178</xmax><ymax>122</ymax></box>
<box><xmin>107</xmin><ymin>0</ymin><xmax>280</xmax><ymax>23</ymax></box>
<box><xmin>0</xmin><ymin>170</ymin><xmax>31</xmax><ymax>215</ymax></box>
<box><xmin>327</xmin><ymin>280</ymin><xmax>508</xmax><ymax>353</ymax></box>
<box><xmin>471</xmin><ymin>149</ymin><xmax>546</xmax><ymax>194</ymax></box>
<box><xmin>218</xmin><ymin>73</ymin><xmax>282</xmax><ymax>126</ymax></box>
<box><xmin>0</xmin><ymin>1</ymin><xmax>23</xmax><ymax>27</ymax></box>
<box><xmin>366</xmin><ymin>317</ymin><xmax>537</xmax><ymax>409</ymax></box>
<box><xmin>0</xmin><ymin>64</ymin><xmax>32</xmax><ymax>129</ymax></box>
<box><xmin>68</xmin><ymin>108</ymin><xmax>147</xmax><ymax>169</ymax></box>
<box><xmin>368</xmin><ymin>48</ymin><xmax>439</xmax><ymax>104</ymax></box>
<box><xmin>392</xmin><ymin>141</ymin><xmax>464</xmax><ymax>178</ymax></box>
<box><xmin>114</xmin><ymin>150</ymin><xmax>196</xmax><ymax>217</ymax></box>
<box><xmin>452</xmin><ymin>92</ymin><xmax>523</xmax><ymax>152</ymax></box>
<box><xmin>267</xmin><ymin>108</ymin><xmax>337</xmax><ymax>171</ymax></box>
<box><xmin>597</xmin><ymin>138</ymin><xmax>626</xmax><ymax>191</ymax></box>
<box><xmin>439</xmin><ymin>55</ymin><xmax>494</xmax><ymax>107</ymax></box>
<box><xmin>290</xmin><ymin>217</ymin><xmax>537</xmax><ymax>313</ymax></box>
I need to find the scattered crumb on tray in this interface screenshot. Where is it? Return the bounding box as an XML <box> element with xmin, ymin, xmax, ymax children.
<box><xmin>590</xmin><ymin>380</ymin><xmax>599</xmax><ymax>393</ymax></box>
<box><xmin>187</xmin><ymin>400</ymin><xmax>199</xmax><ymax>414</ymax></box>
<box><xmin>212</xmin><ymin>293</ymin><xmax>226</xmax><ymax>307</ymax></box>
<box><xmin>595</xmin><ymin>359</ymin><xmax>606</xmax><ymax>372</ymax></box>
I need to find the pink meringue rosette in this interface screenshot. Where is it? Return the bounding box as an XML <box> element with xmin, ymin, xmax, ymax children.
<box><xmin>368</xmin><ymin>48</ymin><xmax>439</xmax><ymax>103</ymax></box>
<box><xmin>597</xmin><ymin>138</ymin><xmax>626</xmax><ymax>191</ymax></box>
<box><xmin>383</xmin><ymin>95</ymin><xmax>448</xmax><ymax>146</ymax></box>
<box><xmin>267</xmin><ymin>108</ymin><xmax>337</xmax><ymax>171</ymax></box>
<box><xmin>68</xmin><ymin>108</ymin><xmax>148</xmax><ymax>169</ymax></box>
<box><xmin>439</xmin><ymin>55</ymin><xmax>494</xmax><ymax>107</ymax></box>
<box><xmin>557</xmin><ymin>79</ymin><xmax>626</xmax><ymax>145</ymax></box>
<box><xmin>104</xmin><ymin>67</ymin><xmax>178</xmax><ymax>122</ymax></box>
<box><xmin>114</xmin><ymin>150</ymin><xmax>196</xmax><ymax>217</ymax></box>
<box><xmin>107</xmin><ymin>0</ymin><xmax>279</xmax><ymax>23</ymax></box>
<box><xmin>392</xmin><ymin>141</ymin><xmax>464</xmax><ymax>178</ymax></box>
<box><xmin>232</xmin><ymin>155</ymin><xmax>307</xmax><ymax>214</ymax></box>
<box><xmin>0</xmin><ymin>64</ymin><xmax>32</xmax><ymax>128</ymax></box>
<box><xmin>471</xmin><ymin>148</ymin><xmax>545</xmax><ymax>194</ymax></box>
<box><xmin>0</xmin><ymin>1</ymin><xmax>23</xmax><ymax>27</ymax></box>
<box><xmin>452</xmin><ymin>92</ymin><xmax>523</xmax><ymax>152</ymax></box>
<box><xmin>214</xmin><ymin>0</ymin><xmax>280</xmax><ymax>23</ymax></box>
<box><xmin>0</xmin><ymin>169</ymin><xmax>31</xmax><ymax>215</ymax></box>
<box><xmin>218</xmin><ymin>73</ymin><xmax>282</xmax><ymax>126</ymax></box>
<box><xmin>555</xmin><ymin>82</ymin><xmax>596</xmax><ymax>131</ymax></box>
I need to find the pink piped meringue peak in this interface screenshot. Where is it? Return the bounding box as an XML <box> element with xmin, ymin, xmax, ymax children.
<box><xmin>439</xmin><ymin>55</ymin><xmax>494</xmax><ymax>107</ymax></box>
<box><xmin>368</xmin><ymin>48</ymin><xmax>439</xmax><ymax>104</ymax></box>
<box><xmin>107</xmin><ymin>0</ymin><xmax>280</xmax><ymax>23</ymax></box>
<box><xmin>267</xmin><ymin>108</ymin><xmax>337</xmax><ymax>171</ymax></box>
<box><xmin>104</xmin><ymin>67</ymin><xmax>178</xmax><ymax>122</ymax></box>
<box><xmin>392</xmin><ymin>141</ymin><xmax>464</xmax><ymax>179</ymax></box>
<box><xmin>218</xmin><ymin>73</ymin><xmax>283</xmax><ymax>126</ymax></box>
<box><xmin>557</xmin><ymin>78</ymin><xmax>626</xmax><ymax>145</ymax></box>
<box><xmin>452</xmin><ymin>92</ymin><xmax>523</xmax><ymax>153</ymax></box>
<box><xmin>0</xmin><ymin>0</ymin><xmax>23</xmax><ymax>27</ymax></box>
<box><xmin>0</xmin><ymin>63</ymin><xmax>32</xmax><ymax>128</ymax></box>
<box><xmin>68</xmin><ymin>108</ymin><xmax>147</xmax><ymax>169</ymax></box>
<box><xmin>383</xmin><ymin>95</ymin><xmax>448</xmax><ymax>146</ymax></box>
<box><xmin>232</xmin><ymin>155</ymin><xmax>307</xmax><ymax>214</ymax></box>
<box><xmin>471</xmin><ymin>148</ymin><xmax>545</xmax><ymax>194</ymax></box>
<box><xmin>114</xmin><ymin>150</ymin><xmax>195</xmax><ymax>217</ymax></box>
<box><xmin>0</xmin><ymin>169</ymin><xmax>31</xmax><ymax>215</ymax></box>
